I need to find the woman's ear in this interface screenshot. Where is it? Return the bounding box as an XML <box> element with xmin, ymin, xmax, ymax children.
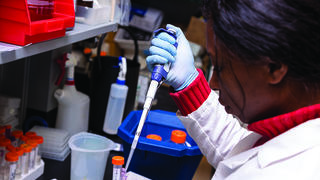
<box><xmin>268</xmin><ymin>61</ymin><xmax>288</xmax><ymax>85</ymax></box>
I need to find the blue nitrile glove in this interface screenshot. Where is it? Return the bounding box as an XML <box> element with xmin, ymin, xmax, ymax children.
<box><xmin>146</xmin><ymin>24</ymin><xmax>198</xmax><ymax>91</ymax></box>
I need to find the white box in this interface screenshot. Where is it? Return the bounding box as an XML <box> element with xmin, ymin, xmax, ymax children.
<box><xmin>129</xmin><ymin>8</ymin><xmax>163</xmax><ymax>33</ymax></box>
<box><xmin>114</xmin><ymin>28</ymin><xmax>151</xmax><ymax>53</ymax></box>
<box><xmin>75</xmin><ymin>6</ymin><xmax>112</xmax><ymax>25</ymax></box>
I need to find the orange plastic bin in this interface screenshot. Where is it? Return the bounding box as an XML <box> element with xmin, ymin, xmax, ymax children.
<box><xmin>0</xmin><ymin>0</ymin><xmax>75</xmax><ymax>46</ymax></box>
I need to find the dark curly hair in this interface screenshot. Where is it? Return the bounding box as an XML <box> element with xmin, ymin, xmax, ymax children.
<box><xmin>202</xmin><ymin>0</ymin><xmax>320</xmax><ymax>84</ymax></box>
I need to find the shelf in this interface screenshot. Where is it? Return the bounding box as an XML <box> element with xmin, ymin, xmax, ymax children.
<box><xmin>0</xmin><ymin>22</ymin><xmax>118</xmax><ymax>64</ymax></box>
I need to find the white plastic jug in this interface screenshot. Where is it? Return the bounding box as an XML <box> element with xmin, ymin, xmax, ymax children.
<box><xmin>68</xmin><ymin>132</ymin><xmax>116</xmax><ymax>180</ymax></box>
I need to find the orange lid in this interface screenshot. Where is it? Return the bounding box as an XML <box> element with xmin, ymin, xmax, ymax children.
<box><xmin>20</xmin><ymin>135</ymin><xmax>28</xmax><ymax>142</ymax></box>
<box><xmin>11</xmin><ymin>130</ymin><xmax>23</xmax><ymax>139</ymax></box>
<box><xmin>146</xmin><ymin>134</ymin><xmax>162</xmax><ymax>141</ymax></box>
<box><xmin>5</xmin><ymin>152</ymin><xmax>19</xmax><ymax>162</ymax></box>
<box><xmin>6</xmin><ymin>144</ymin><xmax>16</xmax><ymax>152</ymax></box>
<box><xmin>112</xmin><ymin>156</ymin><xmax>124</xmax><ymax>165</ymax></box>
<box><xmin>31</xmin><ymin>136</ymin><xmax>44</xmax><ymax>144</ymax></box>
<box><xmin>20</xmin><ymin>144</ymin><xmax>32</xmax><ymax>153</ymax></box>
<box><xmin>25</xmin><ymin>131</ymin><xmax>37</xmax><ymax>138</ymax></box>
<box><xmin>100</xmin><ymin>51</ymin><xmax>107</xmax><ymax>56</ymax></box>
<box><xmin>83</xmin><ymin>47</ymin><xmax>92</xmax><ymax>54</ymax></box>
<box><xmin>4</xmin><ymin>125</ymin><xmax>11</xmax><ymax>130</ymax></box>
<box><xmin>26</xmin><ymin>139</ymin><xmax>37</xmax><ymax>148</ymax></box>
<box><xmin>15</xmin><ymin>147</ymin><xmax>24</xmax><ymax>156</ymax></box>
<box><xmin>0</xmin><ymin>138</ymin><xmax>11</xmax><ymax>147</ymax></box>
<box><xmin>0</xmin><ymin>127</ymin><xmax>5</xmax><ymax>134</ymax></box>
<box><xmin>170</xmin><ymin>130</ymin><xmax>187</xmax><ymax>144</ymax></box>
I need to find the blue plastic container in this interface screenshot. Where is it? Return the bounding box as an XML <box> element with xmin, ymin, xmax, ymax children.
<box><xmin>117</xmin><ymin>110</ymin><xmax>203</xmax><ymax>180</ymax></box>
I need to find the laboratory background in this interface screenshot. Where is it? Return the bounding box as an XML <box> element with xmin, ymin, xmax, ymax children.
<box><xmin>0</xmin><ymin>0</ymin><xmax>213</xmax><ymax>179</ymax></box>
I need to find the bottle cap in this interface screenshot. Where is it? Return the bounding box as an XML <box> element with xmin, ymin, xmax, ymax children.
<box><xmin>20</xmin><ymin>135</ymin><xmax>28</xmax><ymax>143</ymax></box>
<box><xmin>26</xmin><ymin>139</ymin><xmax>38</xmax><ymax>148</ymax></box>
<box><xmin>6</xmin><ymin>144</ymin><xmax>16</xmax><ymax>152</ymax></box>
<box><xmin>146</xmin><ymin>134</ymin><xmax>162</xmax><ymax>141</ymax></box>
<box><xmin>112</xmin><ymin>156</ymin><xmax>124</xmax><ymax>165</ymax></box>
<box><xmin>31</xmin><ymin>136</ymin><xmax>44</xmax><ymax>144</ymax></box>
<box><xmin>5</xmin><ymin>152</ymin><xmax>19</xmax><ymax>162</ymax></box>
<box><xmin>83</xmin><ymin>47</ymin><xmax>92</xmax><ymax>54</ymax></box>
<box><xmin>170</xmin><ymin>130</ymin><xmax>187</xmax><ymax>144</ymax></box>
<box><xmin>0</xmin><ymin>126</ymin><xmax>5</xmax><ymax>134</ymax></box>
<box><xmin>25</xmin><ymin>131</ymin><xmax>37</xmax><ymax>138</ymax></box>
<box><xmin>4</xmin><ymin>125</ymin><xmax>11</xmax><ymax>130</ymax></box>
<box><xmin>100</xmin><ymin>51</ymin><xmax>107</xmax><ymax>56</ymax></box>
<box><xmin>15</xmin><ymin>147</ymin><xmax>24</xmax><ymax>156</ymax></box>
<box><xmin>11</xmin><ymin>130</ymin><xmax>23</xmax><ymax>139</ymax></box>
<box><xmin>0</xmin><ymin>138</ymin><xmax>11</xmax><ymax>147</ymax></box>
<box><xmin>20</xmin><ymin>144</ymin><xmax>32</xmax><ymax>153</ymax></box>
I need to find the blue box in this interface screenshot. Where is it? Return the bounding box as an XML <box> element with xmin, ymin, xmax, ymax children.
<box><xmin>118</xmin><ymin>110</ymin><xmax>203</xmax><ymax>180</ymax></box>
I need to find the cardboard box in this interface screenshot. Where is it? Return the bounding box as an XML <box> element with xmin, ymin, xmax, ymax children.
<box><xmin>185</xmin><ymin>16</ymin><xmax>207</xmax><ymax>48</ymax></box>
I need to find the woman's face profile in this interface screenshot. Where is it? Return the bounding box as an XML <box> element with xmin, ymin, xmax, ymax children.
<box><xmin>206</xmin><ymin>21</ymin><xmax>278</xmax><ymax>124</ymax></box>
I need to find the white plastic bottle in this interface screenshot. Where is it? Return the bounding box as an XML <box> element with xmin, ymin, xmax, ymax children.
<box><xmin>55</xmin><ymin>53</ymin><xmax>90</xmax><ymax>136</ymax></box>
<box><xmin>103</xmin><ymin>57</ymin><xmax>128</xmax><ymax>135</ymax></box>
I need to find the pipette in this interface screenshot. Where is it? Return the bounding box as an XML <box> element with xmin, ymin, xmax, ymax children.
<box><xmin>125</xmin><ymin>28</ymin><xmax>177</xmax><ymax>171</ymax></box>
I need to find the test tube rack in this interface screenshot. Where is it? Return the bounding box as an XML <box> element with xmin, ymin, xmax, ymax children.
<box><xmin>18</xmin><ymin>159</ymin><xmax>44</xmax><ymax>180</ymax></box>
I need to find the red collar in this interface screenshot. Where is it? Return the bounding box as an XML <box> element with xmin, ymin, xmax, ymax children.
<box><xmin>247</xmin><ymin>104</ymin><xmax>320</xmax><ymax>146</ymax></box>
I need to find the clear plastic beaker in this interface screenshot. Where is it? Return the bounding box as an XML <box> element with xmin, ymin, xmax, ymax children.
<box><xmin>68</xmin><ymin>132</ymin><xmax>116</xmax><ymax>180</ymax></box>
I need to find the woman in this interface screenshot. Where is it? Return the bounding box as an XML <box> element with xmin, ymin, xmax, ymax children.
<box><xmin>146</xmin><ymin>0</ymin><xmax>320</xmax><ymax>179</ymax></box>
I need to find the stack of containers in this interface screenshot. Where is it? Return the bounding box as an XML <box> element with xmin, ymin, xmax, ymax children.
<box><xmin>29</xmin><ymin>126</ymin><xmax>70</xmax><ymax>161</ymax></box>
<box><xmin>0</xmin><ymin>95</ymin><xmax>21</xmax><ymax>129</ymax></box>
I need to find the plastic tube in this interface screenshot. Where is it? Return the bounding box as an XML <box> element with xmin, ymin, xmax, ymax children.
<box><xmin>14</xmin><ymin>147</ymin><xmax>24</xmax><ymax>179</ymax></box>
<box><xmin>25</xmin><ymin>139</ymin><xmax>37</xmax><ymax>169</ymax></box>
<box><xmin>112</xmin><ymin>156</ymin><xmax>124</xmax><ymax>180</ymax></box>
<box><xmin>4</xmin><ymin>152</ymin><xmax>18</xmax><ymax>180</ymax></box>
<box><xmin>20</xmin><ymin>144</ymin><xmax>32</xmax><ymax>175</ymax></box>
<box><xmin>30</xmin><ymin>136</ymin><xmax>44</xmax><ymax>165</ymax></box>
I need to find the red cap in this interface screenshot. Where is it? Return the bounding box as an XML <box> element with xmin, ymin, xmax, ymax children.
<box><xmin>100</xmin><ymin>51</ymin><xmax>107</xmax><ymax>56</ymax></box>
<box><xmin>6</xmin><ymin>144</ymin><xmax>16</xmax><ymax>152</ymax></box>
<box><xmin>15</xmin><ymin>147</ymin><xmax>24</xmax><ymax>156</ymax></box>
<box><xmin>20</xmin><ymin>135</ymin><xmax>28</xmax><ymax>142</ymax></box>
<box><xmin>0</xmin><ymin>127</ymin><xmax>5</xmax><ymax>134</ymax></box>
<box><xmin>83</xmin><ymin>48</ymin><xmax>92</xmax><ymax>54</ymax></box>
<box><xmin>112</xmin><ymin>156</ymin><xmax>124</xmax><ymax>165</ymax></box>
<box><xmin>4</xmin><ymin>125</ymin><xmax>11</xmax><ymax>130</ymax></box>
<box><xmin>26</xmin><ymin>139</ymin><xmax>37</xmax><ymax>148</ymax></box>
<box><xmin>25</xmin><ymin>131</ymin><xmax>37</xmax><ymax>138</ymax></box>
<box><xmin>170</xmin><ymin>130</ymin><xmax>187</xmax><ymax>144</ymax></box>
<box><xmin>31</xmin><ymin>136</ymin><xmax>44</xmax><ymax>144</ymax></box>
<box><xmin>0</xmin><ymin>138</ymin><xmax>11</xmax><ymax>147</ymax></box>
<box><xmin>5</xmin><ymin>152</ymin><xmax>19</xmax><ymax>162</ymax></box>
<box><xmin>11</xmin><ymin>130</ymin><xmax>23</xmax><ymax>139</ymax></box>
<box><xmin>20</xmin><ymin>144</ymin><xmax>32</xmax><ymax>153</ymax></box>
<box><xmin>146</xmin><ymin>134</ymin><xmax>162</xmax><ymax>141</ymax></box>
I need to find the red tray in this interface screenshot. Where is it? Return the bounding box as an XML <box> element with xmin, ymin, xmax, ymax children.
<box><xmin>0</xmin><ymin>0</ymin><xmax>75</xmax><ymax>46</ymax></box>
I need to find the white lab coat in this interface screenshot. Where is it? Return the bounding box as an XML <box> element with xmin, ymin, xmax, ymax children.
<box><xmin>178</xmin><ymin>91</ymin><xmax>320</xmax><ymax>180</ymax></box>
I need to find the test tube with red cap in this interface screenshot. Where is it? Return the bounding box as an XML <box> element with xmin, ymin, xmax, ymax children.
<box><xmin>0</xmin><ymin>138</ymin><xmax>11</xmax><ymax>166</ymax></box>
<box><xmin>14</xmin><ymin>147</ymin><xmax>24</xmax><ymax>179</ymax></box>
<box><xmin>26</xmin><ymin>139</ymin><xmax>38</xmax><ymax>169</ymax></box>
<box><xmin>112</xmin><ymin>156</ymin><xmax>125</xmax><ymax>180</ymax></box>
<box><xmin>30</xmin><ymin>136</ymin><xmax>44</xmax><ymax>165</ymax></box>
<box><xmin>4</xmin><ymin>151</ymin><xmax>19</xmax><ymax>180</ymax></box>
<box><xmin>20</xmin><ymin>144</ymin><xmax>32</xmax><ymax>175</ymax></box>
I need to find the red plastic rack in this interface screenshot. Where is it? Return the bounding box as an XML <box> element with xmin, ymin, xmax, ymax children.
<box><xmin>0</xmin><ymin>0</ymin><xmax>75</xmax><ymax>46</ymax></box>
